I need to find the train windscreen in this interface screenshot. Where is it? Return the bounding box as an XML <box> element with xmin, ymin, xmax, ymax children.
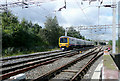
<box><xmin>60</xmin><ymin>38</ymin><xmax>67</xmax><ymax>43</ymax></box>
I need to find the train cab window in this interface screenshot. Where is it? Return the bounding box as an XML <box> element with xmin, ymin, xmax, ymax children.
<box><xmin>60</xmin><ymin>38</ymin><xmax>67</xmax><ymax>43</ymax></box>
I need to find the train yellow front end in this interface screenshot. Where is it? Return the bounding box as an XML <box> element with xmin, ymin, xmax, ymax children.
<box><xmin>59</xmin><ymin>37</ymin><xmax>69</xmax><ymax>50</ymax></box>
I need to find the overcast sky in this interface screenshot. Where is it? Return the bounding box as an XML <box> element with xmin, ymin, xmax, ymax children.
<box><xmin>0</xmin><ymin>0</ymin><xmax>120</xmax><ymax>41</ymax></box>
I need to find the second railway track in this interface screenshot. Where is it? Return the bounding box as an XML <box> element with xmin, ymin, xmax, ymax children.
<box><xmin>1</xmin><ymin>51</ymin><xmax>76</xmax><ymax>76</ymax></box>
<box><xmin>32</xmin><ymin>47</ymin><xmax>103</xmax><ymax>81</ymax></box>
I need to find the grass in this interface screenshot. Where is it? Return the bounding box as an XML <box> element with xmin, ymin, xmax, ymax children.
<box><xmin>2</xmin><ymin>47</ymin><xmax>60</xmax><ymax>57</ymax></box>
<box><xmin>116</xmin><ymin>47</ymin><xmax>120</xmax><ymax>54</ymax></box>
<box><xmin>103</xmin><ymin>55</ymin><xmax>117</xmax><ymax>70</ymax></box>
<box><xmin>116</xmin><ymin>48</ymin><xmax>118</xmax><ymax>54</ymax></box>
<box><xmin>3</xmin><ymin>52</ymin><xmax>25</xmax><ymax>57</ymax></box>
<box><xmin>49</xmin><ymin>47</ymin><xmax>59</xmax><ymax>51</ymax></box>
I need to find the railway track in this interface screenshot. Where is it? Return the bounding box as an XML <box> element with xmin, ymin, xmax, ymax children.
<box><xmin>0</xmin><ymin>47</ymin><xmax>95</xmax><ymax>80</ymax></box>
<box><xmin>1</xmin><ymin>52</ymin><xmax>75</xmax><ymax>68</ymax></box>
<box><xmin>1</xmin><ymin>47</ymin><xmax>94</xmax><ymax>62</ymax></box>
<box><xmin>32</xmin><ymin>47</ymin><xmax>103</xmax><ymax>81</ymax></box>
<box><xmin>1</xmin><ymin>51</ymin><xmax>76</xmax><ymax>79</ymax></box>
<box><xmin>0</xmin><ymin>50</ymin><xmax>62</xmax><ymax>61</ymax></box>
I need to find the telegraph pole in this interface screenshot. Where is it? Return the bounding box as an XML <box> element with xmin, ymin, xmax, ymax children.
<box><xmin>112</xmin><ymin>0</ymin><xmax>116</xmax><ymax>54</ymax></box>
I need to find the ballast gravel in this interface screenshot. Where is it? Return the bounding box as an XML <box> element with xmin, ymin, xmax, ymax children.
<box><xmin>25</xmin><ymin>54</ymin><xmax>83</xmax><ymax>79</ymax></box>
<box><xmin>1</xmin><ymin>52</ymin><xmax>75</xmax><ymax>75</ymax></box>
<box><xmin>50</xmin><ymin>54</ymin><xmax>96</xmax><ymax>80</ymax></box>
<box><xmin>1</xmin><ymin>51</ymin><xmax>68</xmax><ymax>66</ymax></box>
<box><xmin>82</xmin><ymin>55</ymin><xmax>103</xmax><ymax>80</ymax></box>
<box><xmin>25</xmin><ymin>47</ymin><xmax>98</xmax><ymax>79</ymax></box>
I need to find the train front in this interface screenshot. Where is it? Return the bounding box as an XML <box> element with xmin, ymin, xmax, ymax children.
<box><xmin>59</xmin><ymin>37</ymin><xmax>69</xmax><ymax>50</ymax></box>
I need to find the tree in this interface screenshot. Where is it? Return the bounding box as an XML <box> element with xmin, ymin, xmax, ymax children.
<box><xmin>2</xmin><ymin>11</ymin><xmax>19</xmax><ymax>48</ymax></box>
<box><xmin>108</xmin><ymin>40</ymin><xmax>112</xmax><ymax>45</ymax></box>
<box><xmin>2</xmin><ymin>11</ymin><xmax>66</xmax><ymax>56</ymax></box>
<box><xmin>33</xmin><ymin>23</ymin><xmax>42</xmax><ymax>34</ymax></box>
<box><xmin>2</xmin><ymin>11</ymin><xmax>19</xmax><ymax>30</ymax></box>
<box><xmin>2</xmin><ymin>30</ymin><xmax>13</xmax><ymax>48</ymax></box>
<box><xmin>2</xmin><ymin>11</ymin><xmax>44</xmax><ymax>49</ymax></box>
<box><xmin>20</xmin><ymin>18</ymin><xmax>29</xmax><ymax>31</ymax></box>
<box><xmin>44</xmin><ymin>16</ymin><xmax>64</xmax><ymax>47</ymax></box>
<box><xmin>117</xmin><ymin>39</ymin><xmax>120</xmax><ymax>53</ymax></box>
<box><xmin>67</xmin><ymin>27</ymin><xmax>84</xmax><ymax>39</ymax></box>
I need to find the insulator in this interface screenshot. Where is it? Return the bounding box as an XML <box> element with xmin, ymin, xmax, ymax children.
<box><xmin>103</xmin><ymin>5</ymin><xmax>111</xmax><ymax>7</ymax></box>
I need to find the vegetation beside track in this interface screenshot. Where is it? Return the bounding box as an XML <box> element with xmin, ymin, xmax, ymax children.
<box><xmin>2</xmin><ymin>47</ymin><xmax>60</xmax><ymax>57</ymax></box>
<box><xmin>108</xmin><ymin>40</ymin><xmax>120</xmax><ymax>53</ymax></box>
<box><xmin>1</xmin><ymin>11</ymin><xmax>89</xmax><ymax>57</ymax></box>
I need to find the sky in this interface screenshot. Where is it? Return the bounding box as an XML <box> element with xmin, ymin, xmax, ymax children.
<box><xmin>0</xmin><ymin>0</ymin><xmax>120</xmax><ymax>41</ymax></box>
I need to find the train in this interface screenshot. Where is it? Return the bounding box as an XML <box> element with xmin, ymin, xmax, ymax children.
<box><xmin>59</xmin><ymin>36</ymin><xmax>94</xmax><ymax>50</ymax></box>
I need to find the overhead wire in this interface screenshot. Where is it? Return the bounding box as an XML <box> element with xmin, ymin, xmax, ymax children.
<box><xmin>0</xmin><ymin>0</ymin><xmax>68</xmax><ymax>27</ymax></box>
<box><xmin>75</xmin><ymin>0</ymin><xmax>94</xmax><ymax>38</ymax></box>
<box><xmin>75</xmin><ymin>0</ymin><xmax>93</xmax><ymax>25</ymax></box>
<box><xmin>39</xmin><ymin>5</ymin><xmax>53</xmax><ymax>17</ymax></box>
<box><xmin>1</xmin><ymin>0</ymin><xmax>58</xmax><ymax>18</ymax></box>
<box><xmin>73</xmin><ymin>0</ymin><xmax>92</xmax><ymax>39</ymax></box>
<box><xmin>0</xmin><ymin>0</ymin><xmax>54</xmax><ymax>10</ymax></box>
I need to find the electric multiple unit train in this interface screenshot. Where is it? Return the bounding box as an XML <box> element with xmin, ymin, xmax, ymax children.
<box><xmin>59</xmin><ymin>36</ymin><xmax>94</xmax><ymax>50</ymax></box>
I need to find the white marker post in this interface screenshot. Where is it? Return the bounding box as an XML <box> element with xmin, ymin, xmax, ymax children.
<box><xmin>65</xmin><ymin>27</ymin><xmax>68</xmax><ymax>36</ymax></box>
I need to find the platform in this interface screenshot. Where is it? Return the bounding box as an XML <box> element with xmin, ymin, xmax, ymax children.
<box><xmin>92</xmin><ymin>50</ymin><xmax>119</xmax><ymax>81</ymax></box>
<box><xmin>102</xmin><ymin>50</ymin><xmax>119</xmax><ymax>80</ymax></box>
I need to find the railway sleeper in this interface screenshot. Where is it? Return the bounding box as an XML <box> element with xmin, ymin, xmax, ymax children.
<box><xmin>33</xmin><ymin>48</ymin><xmax>102</xmax><ymax>81</ymax></box>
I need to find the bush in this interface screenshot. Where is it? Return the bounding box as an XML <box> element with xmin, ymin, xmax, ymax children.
<box><xmin>2</xmin><ymin>31</ymin><xmax>13</xmax><ymax>48</ymax></box>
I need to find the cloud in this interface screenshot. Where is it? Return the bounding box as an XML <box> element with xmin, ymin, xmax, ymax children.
<box><xmin>6</xmin><ymin>0</ymin><xmax>119</xmax><ymax>40</ymax></box>
<box><xmin>10</xmin><ymin>1</ymin><xmax>57</xmax><ymax>26</ymax></box>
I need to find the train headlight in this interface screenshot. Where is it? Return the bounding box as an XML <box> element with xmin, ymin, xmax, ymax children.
<box><xmin>66</xmin><ymin>44</ymin><xmax>68</xmax><ymax>46</ymax></box>
<box><xmin>62</xmin><ymin>48</ymin><xmax>64</xmax><ymax>50</ymax></box>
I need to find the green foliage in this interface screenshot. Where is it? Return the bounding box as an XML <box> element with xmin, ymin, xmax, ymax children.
<box><xmin>2</xmin><ymin>11</ymin><xmax>87</xmax><ymax>57</ymax></box>
<box><xmin>118</xmin><ymin>39</ymin><xmax>120</xmax><ymax>53</ymax></box>
<box><xmin>2</xmin><ymin>11</ymin><xmax>65</xmax><ymax>56</ymax></box>
<box><xmin>44</xmin><ymin>16</ymin><xmax>64</xmax><ymax>47</ymax></box>
<box><xmin>116</xmin><ymin>39</ymin><xmax>120</xmax><ymax>53</ymax></box>
<box><xmin>67</xmin><ymin>27</ymin><xmax>85</xmax><ymax>40</ymax></box>
<box><xmin>2</xmin><ymin>11</ymin><xmax>47</xmax><ymax>56</ymax></box>
<box><xmin>108</xmin><ymin>40</ymin><xmax>119</xmax><ymax>46</ymax></box>
<box><xmin>108</xmin><ymin>40</ymin><xmax>112</xmax><ymax>45</ymax></box>
<box><xmin>2</xmin><ymin>31</ymin><xmax>13</xmax><ymax>48</ymax></box>
<box><xmin>12</xmin><ymin>29</ymin><xmax>34</xmax><ymax>48</ymax></box>
<box><xmin>2</xmin><ymin>11</ymin><xmax>19</xmax><ymax>30</ymax></box>
<box><xmin>86</xmin><ymin>39</ymin><xmax>91</xmax><ymax>41</ymax></box>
